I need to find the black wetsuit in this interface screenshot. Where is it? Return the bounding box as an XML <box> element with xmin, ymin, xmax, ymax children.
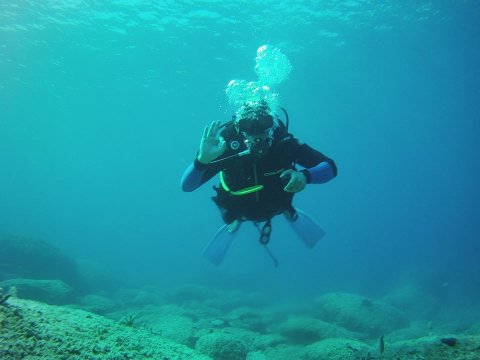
<box><xmin>192</xmin><ymin>122</ymin><xmax>337</xmax><ymax>224</ymax></box>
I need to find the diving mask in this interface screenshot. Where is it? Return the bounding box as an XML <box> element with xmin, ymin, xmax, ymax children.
<box><xmin>235</xmin><ymin>102</ymin><xmax>276</xmax><ymax>156</ymax></box>
<box><xmin>237</xmin><ymin>113</ymin><xmax>274</xmax><ymax>135</ymax></box>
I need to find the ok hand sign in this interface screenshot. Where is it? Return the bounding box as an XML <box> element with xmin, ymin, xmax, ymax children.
<box><xmin>197</xmin><ymin>121</ymin><xmax>227</xmax><ymax>164</ymax></box>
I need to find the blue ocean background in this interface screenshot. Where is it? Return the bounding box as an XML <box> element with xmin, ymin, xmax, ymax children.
<box><xmin>1</xmin><ymin>0</ymin><xmax>479</xmax><ymax>326</ymax></box>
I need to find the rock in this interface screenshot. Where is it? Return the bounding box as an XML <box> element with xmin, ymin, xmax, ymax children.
<box><xmin>113</xmin><ymin>287</ymin><xmax>167</xmax><ymax>308</ymax></box>
<box><xmin>0</xmin><ymin>235</ymin><xmax>78</xmax><ymax>284</ymax></box>
<box><xmin>315</xmin><ymin>292</ymin><xmax>408</xmax><ymax>337</ymax></box>
<box><xmin>387</xmin><ymin>335</ymin><xmax>480</xmax><ymax>359</ymax></box>
<box><xmin>381</xmin><ymin>283</ymin><xmax>439</xmax><ymax>320</ymax></box>
<box><xmin>0</xmin><ymin>278</ymin><xmax>72</xmax><ymax>305</ymax></box>
<box><xmin>147</xmin><ymin>314</ymin><xmax>195</xmax><ymax>346</ymax></box>
<box><xmin>251</xmin><ymin>333</ymin><xmax>286</xmax><ymax>350</ymax></box>
<box><xmin>204</xmin><ymin>289</ymin><xmax>270</xmax><ymax>311</ymax></box>
<box><xmin>0</xmin><ymin>298</ymin><xmax>210</xmax><ymax>360</ymax></box>
<box><xmin>466</xmin><ymin>321</ymin><xmax>480</xmax><ymax>335</ymax></box>
<box><xmin>225</xmin><ymin>306</ymin><xmax>267</xmax><ymax>332</ymax></box>
<box><xmin>388</xmin><ymin>321</ymin><xmax>432</xmax><ymax>342</ymax></box>
<box><xmin>277</xmin><ymin>316</ymin><xmax>358</xmax><ymax>344</ymax></box>
<box><xmin>211</xmin><ymin>319</ymin><xmax>225</xmax><ymax>327</ymax></box>
<box><xmin>170</xmin><ymin>284</ymin><xmax>217</xmax><ymax>303</ymax></box>
<box><xmin>79</xmin><ymin>294</ymin><xmax>117</xmax><ymax>314</ymax></box>
<box><xmin>74</xmin><ymin>259</ymin><xmax>120</xmax><ymax>293</ymax></box>
<box><xmin>246</xmin><ymin>351</ymin><xmax>267</xmax><ymax>360</ymax></box>
<box><xmin>263</xmin><ymin>344</ymin><xmax>306</xmax><ymax>360</ymax></box>
<box><xmin>304</xmin><ymin>338</ymin><xmax>369</xmax><ymax>360</ymax></box>
<box><xmin>196</xmin><ymin>331</ymin><xmax>248</xmax><ymax>360</ymax></box>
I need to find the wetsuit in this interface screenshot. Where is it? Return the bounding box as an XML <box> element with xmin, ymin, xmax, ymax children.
<box><xmin>181</xmin><ymin>121</ymin><xmax>337</xmax><ymax>224</ymax></box>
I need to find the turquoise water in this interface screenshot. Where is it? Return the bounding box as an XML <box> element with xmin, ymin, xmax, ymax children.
<box><xmin>1</xmin><ymin>0</ymin><xmax>479</xmax><ymax>316</ymax></box>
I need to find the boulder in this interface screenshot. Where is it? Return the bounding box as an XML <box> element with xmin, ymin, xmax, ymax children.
<box><xmin>78</xmin><ymin>294</ymin><xmax>117</xmax><ymax>314</ymax></box>
<box><xmin>0</xmin><ymin>278</ymin><xmax>72</xmax><ymax>305</ymax></box>
<box><xmin>196</xmin><ymin>331</ymin><xmax>248</xmax><ymax>360</ymax></box>
<box><xmin>304</xmin><ymin>338</ymin><xmax>369</xmax><ymax>360</ymax></box>
<box><xmin>0</xmin><ymin>297</ymin><xmax>211</xmax><ymax>360</ymax></box>
<box><xmin>0</xmin><ymin>235</ymin><xmax>78</xmax><ymax>284</ymax></box>
<box><xmin>315</xmin><ymin>292</ymin><xmax>408</xmax><ymax>337</ymax></box>
<box><xmin>113</xmin><ymin>287</ymin><xmax>167</xmax><ymax>308</ymax></box>
<box><xmin>147</xmin><ymin>314</ymin><xmax>195</xmax><ymax>346</ymax></box>
<box><xmin>170</xmin><ymin>284</ymin><xmax>217</xmax><ymax>303</ymax></box>
<box><xmin>263</xmin><ymin>344</ymin><xmax>306</xmax><ymax>360</ymax></box>
<box><xmin>277</xmin><ymin>316</ymin><xmax>358</xmax><ymax>344</ymax></box>
<box><xmin>382</xmin><ymin>283</ymin><xmax>439</xmax><ymax>320</ymax></box>
<box><xmin>225</xmin><ymin>306</ymin><xmax>268</xmax><ymax>332</ymax></box>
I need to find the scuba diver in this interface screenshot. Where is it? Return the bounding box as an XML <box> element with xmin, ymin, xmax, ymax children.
<box><xmin>181</xmin><ymin>101</ymin><xmax>337</xmax><ymax>266</ymax></box>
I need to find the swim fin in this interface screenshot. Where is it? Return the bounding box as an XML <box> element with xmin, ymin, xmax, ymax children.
<box><xmin>202</xmin><ymin>224</ymin><xmax>237</xmax><ymax>266</ymax></box>
<box><xmin>286</xmin><ymin>208</ymin><xmax>325</xmax><ymax>249</ymax></box>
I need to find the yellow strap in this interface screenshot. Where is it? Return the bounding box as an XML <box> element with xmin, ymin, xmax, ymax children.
<box><xmin>220</xmin><ymin>171</ymin><xmax>264</xmax><ymax>196</ymax></box>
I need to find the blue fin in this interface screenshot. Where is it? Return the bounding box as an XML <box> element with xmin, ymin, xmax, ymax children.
<box><xmin>202</xmin><ymin>224</ymin><xmax>237</xmax><ymax>266</ymax></box>
<box><xmin>287</xmin><ymin>208</ymin><xmax>325</xmax><ymax>248</ymax></box>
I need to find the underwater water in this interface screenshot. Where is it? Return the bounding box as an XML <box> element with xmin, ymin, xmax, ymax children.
<box><xmin>1</xmin><ymin>0</ymin><xmax>480</xmax><ymax>346</ymax></box>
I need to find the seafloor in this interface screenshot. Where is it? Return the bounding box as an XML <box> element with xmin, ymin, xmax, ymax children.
<box><xmin>1</xmin><ymin>286</ymin><xmax>479</xmax><ymax>360</ymax></box>
<box><xmin>1</xmin><ymin>236</ymin><xmax>479</xmax><ymax>359</ymax></box>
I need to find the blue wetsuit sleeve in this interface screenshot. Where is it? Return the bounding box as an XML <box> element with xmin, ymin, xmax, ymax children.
<box><xmin>300</xmin><ymin>161</ymin><xmax>336</xmax><ymax>184</ymax></box>
<box><xmin>181</xmin><ymin>159</ymin><xmax>209</xmax><ymax>192</ymax></box>
<box><xmin>181</xmin><ymin>158</ymin><xmax>222</xmax><ymax>192</ymax></box>
<box><xmin>289</xmin><ymin>138</ymin><xmax>337</xmax><ymax>184</ymax></box>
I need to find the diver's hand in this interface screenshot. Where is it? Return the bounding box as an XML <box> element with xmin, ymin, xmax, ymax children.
<box><xmin>197</xmin><ymin>120</ymin><xmax>226</xmax><ymax>164</ymax></box>
<box><xmin>280</xmin><ymin>169</ymin><xmax>307</xmax><ymax>193</ymax></box>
